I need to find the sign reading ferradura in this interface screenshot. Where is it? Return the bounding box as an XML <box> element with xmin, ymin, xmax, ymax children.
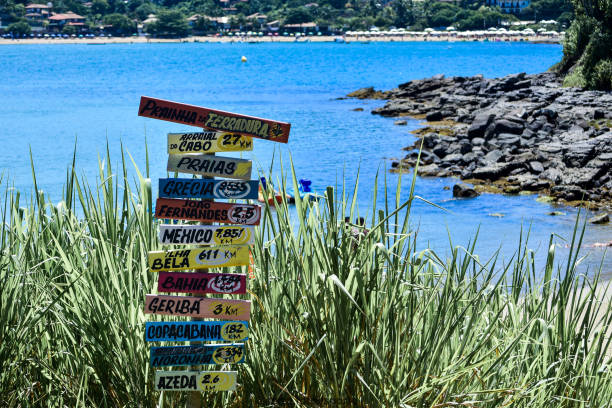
<box><xmin>167</xmin><ymin>154</ymin><xmax>252</xmax><ymax>180</ymax></box>
<box><xmin>168</xmin><ymin>132</ymin><xmax>253</xmax><ymax>154</ymax></box>
<box><xmin>139</xmin><ymin>96</ymin><xmax>291</xmax><ymax>143</ymax></box>
<box><xmin>146</xmin><ymin>321</ymin><xmax>249</xmax><ymax>342</ymax></box>
<box><xmin>148</xmin><ymin>246</ymin><xmax>250</xmax><ymax>271</ymax></box>
<box><xmin>159</xmin><ymin>178</ymin><xmax>258</xmax><ymax>200</ymax></box>
<box><xmin>155</xmin><ymin>370</ymin><xmax>238</xmax><ymax>392</ymax></box>
<box><xmin>157</xmin><ymin>272</ymin><xmax>247</xmax><ymax>295</ymax></box>
<box><xmin>145</xmin><ymin>294</ymin><xmax>251</xmax><ymax>320</ymax></box>
<box><xmin>150</xmin><ymin>344</ymin><xmax>245</xmax><ymax>367</ymax></box>
<box><xmin>156</xmin><ymin>198</ymin><xmax>261</xmax><ymax>225</ymax></box>
<box><xmin>159</xmin><ymin>225</ymin><xmax>255</xmax><ymax>246</ymax></box>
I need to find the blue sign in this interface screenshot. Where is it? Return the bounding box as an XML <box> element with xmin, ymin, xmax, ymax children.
<box><xmin>158</xmin><ymin>178</ymin><xmax>258</xmax><ymax>200</ymax></box>
<box><xmin>145</xmin><ymin>321</ymin><xmax>249</xmax><ymax>342</ymax></box>
<box><xmin>150</xmin><ymin>344</ymin><xmax>245</xmax><ymax>367</ymax></box>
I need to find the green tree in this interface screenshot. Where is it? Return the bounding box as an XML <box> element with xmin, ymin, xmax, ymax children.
<box><xmin>7</xmin><ymin>20</ymin><xmax>31</xmax><ymax>36</ymax></box>
<box><xmin>134</xmin><ymin>2</ymin><xmax>154</xmax><ymax>20</ymax></box>
<box><xmin>91</xmin><ymin>0</ymin><xmax>110</xmax><ymax>15</ymax></box>
<box><xmin>285</xmin><ymin>6</ymin><xmax>313</xmax><ymax>24</ymax></box>
<box><xmin>146</xmin><ymin>9</ymin><xmax>190</xmax><ymax>37</ymax></box>
<box><xmin>192</xmin><ymin>15</ymin><xmax>214</xmax><ymax>33</ymax></box>
<box><xmin>393</xmin><ymin>0</ymin><xmax>415</xmax><ymax>27</ymax></box>
<box><xmin>103</xmin><ymin>13</ymin><xmax>137</xmax><ymax>35</ymax></box>
<box><xmin>61</xmin><ymin>24</ymin><xmax>77</xmax><ymax>35</ymax></box>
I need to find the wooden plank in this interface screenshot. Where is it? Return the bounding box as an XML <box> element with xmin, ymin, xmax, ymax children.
<box><xmin>144</xmin><ymin>294</ymin><xmax>251</xmax><ymax>320</ymax></box>
<box><xmin>155</xmin><ymin>198</ymin><xmax>261</xmax><ymax>225</ymax></box>
<box><xmin>157</xmin><ymin>272</ymin><xmax>247</xmax><ymax>295</ymax></box>
<box><xmin>138</xmin><ymin>96</ymin><xmax>290</xmax><ymax>143</ymax></box>
<box><xmin>150</xmin><ymin>344</ymin><xmax>245</xmax><ymax>367</ymax></box>
<box><xmin>145</xmin><ymin>321</ymin><xmax>249</xmax><ymax>342</ymax></box>
<box><xmin>167</xmin><ymin>154</ymin><xmax>252</xmax><ymax>180</ymax></box>
<box><xmin>154</xmin><ymin>370</ymin><xmax>238</xmax><ymax>392</ymax></box>
<box><xmin>159</xmin><ymin>178</ymin><xmax>258</xmax><ymax>200</ymax></box>
<box><xmin>168</xmin><ymin>132</ymin><xmax>253</xmax><ymax>154</ymax></box>
<box><xmin>148</xmin><ymin>246</ymin><xmax>250</xmax><ymax>272</ymax></box>
<box><xmin>159</xmin><ymin>225</ymin><xmax>255</xmax><ymax>246</ymax></box>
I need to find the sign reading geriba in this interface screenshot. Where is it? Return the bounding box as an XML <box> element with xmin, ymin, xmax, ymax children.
<box><xmin>167</xmin><ymin>154</ymin><xmax>252</xmax><ymax>180</ymax></box>
<box><xmin>148</xmin><ymin>246</ymin><xmax>250</xmax><ymax>271</ymax></box>
<box><xmin>155</xmin><ymin>198</ymin><xmax>261</xmax><ymax>225</ymax></box>
<box><xmin>144</xmin><ymin>294</ymin><xmax>251</xmax><ymax>320</ymax></box>
<box><xmin>139</xmin><ymin>96</ymin><xmax>290</xmax><ymax>143</ymax></box>
<box><xmin>158</xmin><ymin>178</ymin><xmax>258</xmax><ymax>200</ymax></box>
<box><xmin>157</xmin><ymin>272</ymin><xmax>247</xmax><ymax>295</ymax></box>
<box><xmin>155</xmin><ymin>370</ymin><xmax>238</xmax><ymax>392</ymax></box>
<box><xmin>145</xmin><ymin>321</ymin><xmax>249</xmax><ymax>342</ymax></box>
<box><xmin>168</xmin><ymin>132</ymin><xmax>253</xmax><ymax>154</ymax></box>
<box><xmin>159</xmin><ymin>224</ymin><xmax>255</xmax><ymax>246</ymax></box>
<box><xmin>150</xmin><ymin>344</ymin><xmax>245</xmax><ymax>367</ymax></box>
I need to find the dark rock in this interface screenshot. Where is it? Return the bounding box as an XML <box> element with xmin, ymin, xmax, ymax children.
<box><xmin>453</xmin><ymin>183</ymin><xmax>479</xmax><ymax>198</ymax></box>
<box><xmin>493</xmin><ymin>119</ymin><xmax>524</xmax><ymax>135</ymax></box>
<box><xmin>588</xmin><ymin>213</ymin><xmax>609</xmax><ymax>224</ymax></box>
<box><xmin>529</xmin><ymin>161</ymin><xmax>544</xmax><ymax>173</ymax></box>
<box><xmin>459</xmin><ymin>140</ymin><xmax>472</xmax><ymax>154</ymax></box>
<box><xmin>426</xmin><ymin>111</ymin><xmax>443</xmax><ymax>121</ymax></box>
<box><xmin>394</xmin><ymin>120</ymin><xmax>407</xmax><ymax>126</ymax></box>
<box><xmin>472</xmin><ymin>161</ymin><xmax>523</xmax><ymax>180</ymax></box>
<box><xmin>471</xmin><ymin>137</ymin><xmax>485</xmax><ymax>146</ymax></box>
<box><xmin>593</xmin><ymin>109</ymin><xmax>605</xmax><ymax>120</ymax></box>
<box><xmin>352</xmin><ymin>107</ymin><xmax>364</xmax><ymax>112</ymax></box>
<box><xmin>497</xmin><ymin>134</ymin><xmax>520</xmax><ymax>146</ymax></box>
<box><xmin>484</xmin><ymin>149</ymin><xmax>503</xmax><ymax>163</ymax></box>
<box><xmin>468</xmin><ymin>113</ymin><xmax>495</xmax><ymax>139</ymax></box>
<box><xmin>347</xmin><ymin>87</ymin><xmax>388</xmax><ymax>99</ymax></box>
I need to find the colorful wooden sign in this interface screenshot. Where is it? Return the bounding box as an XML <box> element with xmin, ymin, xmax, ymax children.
<box><xmin>148</xmin><ymin>246</ymin><xmax>250</xmax><ymax>272</ymax></box>
<box><xmin>145</xmin><ymin>294</ymin><xmax>251</xmax><ymax>320</ymax></box>
<box><xmin>154</xmin><ymin>370</ymin><xmax>238</xmax><ymax>392</ymax></box>
<box><xmin>157</xmin><ymin>272</ymin><xmax>247</xmax><ymax>295</ymax></box>
<box><xmin>159</xmin><ymin>225</ymin><xmax>255</xmax><ymax>246</ymax></box>
<box><xmin>168</xmin><ymin>132</ymin><xmax>253</xmax><ymax>154</ymax></box>
<box><xmin>156</xmin><ymin>198</ymin><xmax>261</xmax><ymax>225</ymax></box>
<box><xmin>139</xmin><ymin>96</ymin><xmax>291</xmax><ymax>143</ymax></box>
<box><xmin>159</xmin><ymin>178</ymin><xmax>258</xmax><ymax>200</ymax></box>
<box><xmin>146</xmin><ymin>321</ymin><xmax>249</xmax><ymax>342</ymax></box>
<box><xmin>150</xmin><ymin>344</ymin><xmax>245</xmax><ymax>367</ymax></box>
<box><xmin>167</xmin><ymin>154</ymin><xmax>252</xmax><ymax>180</ymax></box>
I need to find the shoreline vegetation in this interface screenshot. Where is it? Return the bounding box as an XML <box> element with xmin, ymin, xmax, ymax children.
<box><xmin>1</xmin><ymin>151</ymin><xmax>611</xmax><ymax>406</ymax></box>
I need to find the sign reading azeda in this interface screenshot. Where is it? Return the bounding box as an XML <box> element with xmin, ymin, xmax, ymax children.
<box><xmin>159</xmin><ymin>178</ymin><xmax>258</xmax><ymax>200</ymax></box>
<box><xmin>157</xmin><ymin>272</ymin><xmax>247</xmax><ymax>295</ymax></box>
<box><xmin>168</xmin><ymin>132</ymin><xmax>253</xmax><ymax>154</ymax></box>
<box><xmin>155</xmin><ymin>198</ymin><xmax>261</xmax><ymax>225</ymax></box>
<box><xmin>159</xmin><ymin>224</ymin><xmax>255</xmax><ymax>246</ymax></box>
<box><xmin>167</xmin><ymin>154</ymin><xmax>252</xmax><ymax>180</ymax></box>
<box><xmin>148</xmin><ymin>246</ymin><xmax>250</xmax><ymax>271</ymax></box>
<box><xmin>155</xmin><ymin>370</ymin><xmax>238</xmax><ymax>392</ymax></box>
<box><xmin>150</xmin><ymin>344</ymin><xmax>245</xmax><ymax>367</ymax></box>
<box><xmin>144</xmin><ymin>294</ymin><xmax>251</xmax><ymax>320</ymax></box>
<box><xmin>146</xmin><ymin>321</ymin><xmax>249</xmax><ymax>342</ymax></box>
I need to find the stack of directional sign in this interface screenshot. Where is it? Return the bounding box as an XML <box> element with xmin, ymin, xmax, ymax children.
<box><xmin>138</xmin><ymin>97</ymin><xmax>290</xmax><ymax>395</ymax></box>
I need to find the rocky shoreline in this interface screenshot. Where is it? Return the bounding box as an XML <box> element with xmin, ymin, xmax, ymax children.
<box><xmin>348</xmin><ymin>72</ymin><xmax>612</xmax><ymax>213</ymax></box>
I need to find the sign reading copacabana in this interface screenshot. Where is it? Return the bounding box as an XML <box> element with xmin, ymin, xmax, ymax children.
<box><xmin>154</xmin><ymin>370</ymin><xmax>238</xmax><ymax>392</ymax></box>
<box><xmin>159</xmin><ymin>178</ymin><xmax>258</xmax><ymax>200</ymax></box>
<box><xmin>150</xmin><ymin>344</ymin><xmax>245</xmax><ymax>367</ymax></box>
<box><xmin>148</xmin><ymin>246</ymin><xmax>250</xmax><ymax>271</ymax></box>
<box><xmin>157</xmin><ymin>272</ymin><xmax>247</xmax><ymax>295</ymax></box>
<box><xmin>168</xmin><ymin>132</ymin><xmax>253</xmax><ymax>154</ymax></box>
<box><xmin>145</xmin><ymin>294</ymin><xmax>251</xmax><ymax>320</ymax></box>
<box><xmin>146</xmin><ymin>321</ymin><xmax>249</xmax><ymax>342</ymax></box>
<box><xmin>156</xmin><ymin>198</ymin><xmax>261</xmax><ymax>225</ymax></box>
<box><xmin>139</xmin><ymin>96</ymin><xmax>290</xmax><ymax>143</ymax></box>
<box><xmin>167</xmin><ymin>154</ymin><xmax>252</xmax><ymax>180</ymax></box>
<box><xmin>159</xmin><ymin>224</ymin><xmax>255</xmax><ymax>246</ymax></box>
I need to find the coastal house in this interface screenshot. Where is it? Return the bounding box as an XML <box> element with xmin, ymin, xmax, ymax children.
<box><xmin>187</xmin><ymin>15</ymin><xmax>230</xmax><ymax>31</ymax></box>
<box><xmin>25</xmin><ymin>3</ymin><xmax>51</xmax><ymax>23</ymax></box>
<box><xmin>283</xmin><ymin>22</ymin><xmax>318</xmax><ymax>34</ymax></box>
<box><xmin>486</xmin><ymin>0</ymin><xmax>531</xmax><ymax>14</ymax></box>
<box><xmin>266</xmin><ymin>20</ymin><xmax>280</xmax><ymax>32</ymax></box>
<box><xmin>247</xmin><ymin>13</ymin><xmax>267</xmax><ymax>25</ymax></box>
<box><xmin>48</xmin><ymin>12</ymin><xmax>86</xmax><ymax>28</ymax></box>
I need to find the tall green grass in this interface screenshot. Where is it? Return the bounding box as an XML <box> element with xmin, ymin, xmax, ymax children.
<box><xmin>1</xmin><ymin>149</ymin><xmax>611</xmax><ymax>407</ymax></box>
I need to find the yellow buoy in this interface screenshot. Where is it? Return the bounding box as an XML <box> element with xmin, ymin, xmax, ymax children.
<box><xmin>241</xmin><ymin>56</ymin><xmax>247</xmax><ymax>62</ymax></box>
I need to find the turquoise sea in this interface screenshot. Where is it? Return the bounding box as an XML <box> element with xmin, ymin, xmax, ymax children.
<box><xmin>1</xmin><ymin>42</ymin><xmax>610</xmax><ymax>275</ymax></box>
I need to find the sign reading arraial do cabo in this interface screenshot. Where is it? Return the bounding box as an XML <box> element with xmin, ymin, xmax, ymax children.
<box><xmin>138</xmin><ymin>96</ymin><xmax>291</xmax><ymax>143</ymax></box>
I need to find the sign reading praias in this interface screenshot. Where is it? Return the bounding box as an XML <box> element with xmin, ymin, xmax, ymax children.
<box><xmin>151</xmin><ymin>344</ymin><xmax>245</xmax><ymax>367</ymax></box>
<box><xmin>156</xmin><ymin>198</ymin><xmax>261</xmax><ymax>225</ymax></box>
<box><xmin>145</xmin><ymin>294</ymin><xmax>251</xmax><ymax>320</ymax></box>
<box><xmin>148</xmin><ymin>246</ymin><xmax>250</xmax><ymax>271</ymax></box>
<box><xmin>168</xmin><ymin>132</ymin><xmax>253</xmax><ymax>154</ymax></box>
<box><xmin>158</xmin><ymin>272</ymin><xmax>246</xmax><ymax>295</ymax></box>
<box><xmin>159</xmin><ymin>178</ymin><xmax>258</xmax><ymax>200</ymax></box>
<box><xmin>159</xmin><ymin>224</ymin><xmax>255</xmax><ymax>246</ymax></box>
<box><xmin>155</xmin><ymin>370</ymin><xmax>237</xmax><ymax>392</ymax></box>
<box><xmin>146</xmin><ymin>321</ymin><xmax>248</xmax><ymax>342</ymax></box>
<box><xmin>139</xmin><ymin>96</ymin><xmax>290</xmax><ymax>143</ymax></box>
<box><xmin>167</xmin><ymin>154</ymin><xmax>252</xmax><ymax>180</ymax></box>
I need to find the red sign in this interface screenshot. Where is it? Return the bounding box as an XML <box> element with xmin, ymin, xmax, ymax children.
<box><xmin>155</xmin><ymin>198</ymin><xmax>261</xmax><ymax>225</ymax></box>
<box><xmin>138</xmin><ymin>96</ymin><xmax>290</xmax><ymax>143</ymax></box>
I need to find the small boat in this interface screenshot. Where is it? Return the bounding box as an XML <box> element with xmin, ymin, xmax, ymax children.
<box><xmin>258</xmin><ymin>178</ymin><xmax>294</xmax><ymax>206</ymax></box>
<box><xmin>289</xmin><ymin>179</ymin><xmax>320</xmax><ymax>201</ymax></box>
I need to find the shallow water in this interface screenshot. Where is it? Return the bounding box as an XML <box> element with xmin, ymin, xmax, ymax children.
<box><xmin>0</xmin><ymin>41</ymin><xmax>609</xmax><ymax>276</ymax></box>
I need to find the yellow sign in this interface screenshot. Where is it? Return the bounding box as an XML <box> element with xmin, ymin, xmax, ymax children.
<box><xmin>154</xmin><ymin>370</ymin><xmax>237</xmax><ymax>392</ymax></box>
<box><xmin>148</xmin><ymin>246</ymin><xmax>250</xmax><ymax>272</ymax></box>
<box><xmin>168</xmin><ymin>132</ymin><xmax>253</xmax><ymax>154</ymax></box>
<box><xmin>167</xmin><ymin>154</ymin><xmax>252</xmax><ymax>180</ymax></box>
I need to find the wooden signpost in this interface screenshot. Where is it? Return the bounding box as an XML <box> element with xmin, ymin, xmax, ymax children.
<box><xmin>150</xmin><ymin>344</ymin><xmax>245</xmax><ymax>367</ymax></box>
<box><xmin>159</xmin><ymin>178</ymin><xmax>259</xmax><ymax>200</ymax></box>
<box><xmin>145</xmin><ymin>321</ymin><xmax>249</xmax><ymax>342</ymax></box>
<box><xmin>167</xmin><ymin>154</ymin><xmax>252</xmax><ymax>180</ymax></box>
<box><xmin>139</xmin><ymin>96</ymin><xmax>291</xmax><ymax>143</ymax></box>
<box><xmin>159</xmin><ymin>225</ymin><xmax>255</xmax><ymax>246</ymax></box>
<box><xmin>155</xmin><ymin>198</ymin><xmax>261</xmax><ymax>225</ymax></box>
<box><xmin>157</xmin><ymin>272</ymin><xmax>247</xmax><ymax>295</ymax></box>
<box><xmin>168</xmin><ymin>132</ymin><xmax>253</xmax><ymax>154</ymax></box>
<box><xmin>155</xmin><ymin>370</ymin><xmax>238</xmax><ymax>392</ymax></box>
<box><xmin>145</xmin><ymin>294</ymin><xmax>251</xmax><ymax>320</ymax></box>
<box><xmin>148</xmin><ymin>246</ymin><xmax>250</xmax><ymax>271</ymax></box>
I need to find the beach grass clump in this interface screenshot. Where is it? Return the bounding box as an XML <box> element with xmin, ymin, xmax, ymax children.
<box><xmin>1</xmin><ymin>149</ymin><xmax>611</xmax><ymax>407</ymax></box>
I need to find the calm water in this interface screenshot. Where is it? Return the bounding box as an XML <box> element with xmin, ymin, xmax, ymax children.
<box><xmin>1</xmin><ymin>42</ymin><xmax>610</xmax><ymax>275</ymax></box>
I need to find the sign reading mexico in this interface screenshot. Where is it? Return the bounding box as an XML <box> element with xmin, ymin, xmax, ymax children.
<box><xmin>167</xmin><ymin>154</ymin><xmax>252</xmax><ymax>180</ymax></box>
<box><xmin>148</xmin><ymin>246</ymin><xmax>250</xmax><ymax>271</ymax></box>
<box><xmin>156</xmin><ymin>198</ymin><xmax>261</xmax><ymax>225</ymax></box>
<box><xmin>139</xmin><ymin>96</ymin><xmax>290</xmax><ymax>143</ymax></box>
<box><xmin>150</xmin><ymin>344</ymin><xmax>245</xmax><ymax>367</ymax></box>
<box><xmin>168</xmin><ymin>132</ymin><xmax>253</xmax><ymax>154</ymax></box>
<box><xmin>145</xmin><ymin>294</ymin><xmax>251</xmax><ymax>320</ymax></box>
<box><xmin>146</xmin><ymin>321</ymin><xmax>249</xmax><ymax>342</ymax></box>
<box><xmin>159</xmin><ymin>178</ymin><xmax>258</xmax><ymax>200</ymax></box>
<box><xmin>155</xmin><ymin>370</ymin><xmax>237</xmax><ymax>392</ymax></box>
<box><xmin>157</xmin><ymin>272</ymin><xmax>247</xmax><ymax>295</ymax></box>
<box><xmin>159</xmin><ymin>224</ymin><xmax>255</xmax><ymax>246</ymax></box>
